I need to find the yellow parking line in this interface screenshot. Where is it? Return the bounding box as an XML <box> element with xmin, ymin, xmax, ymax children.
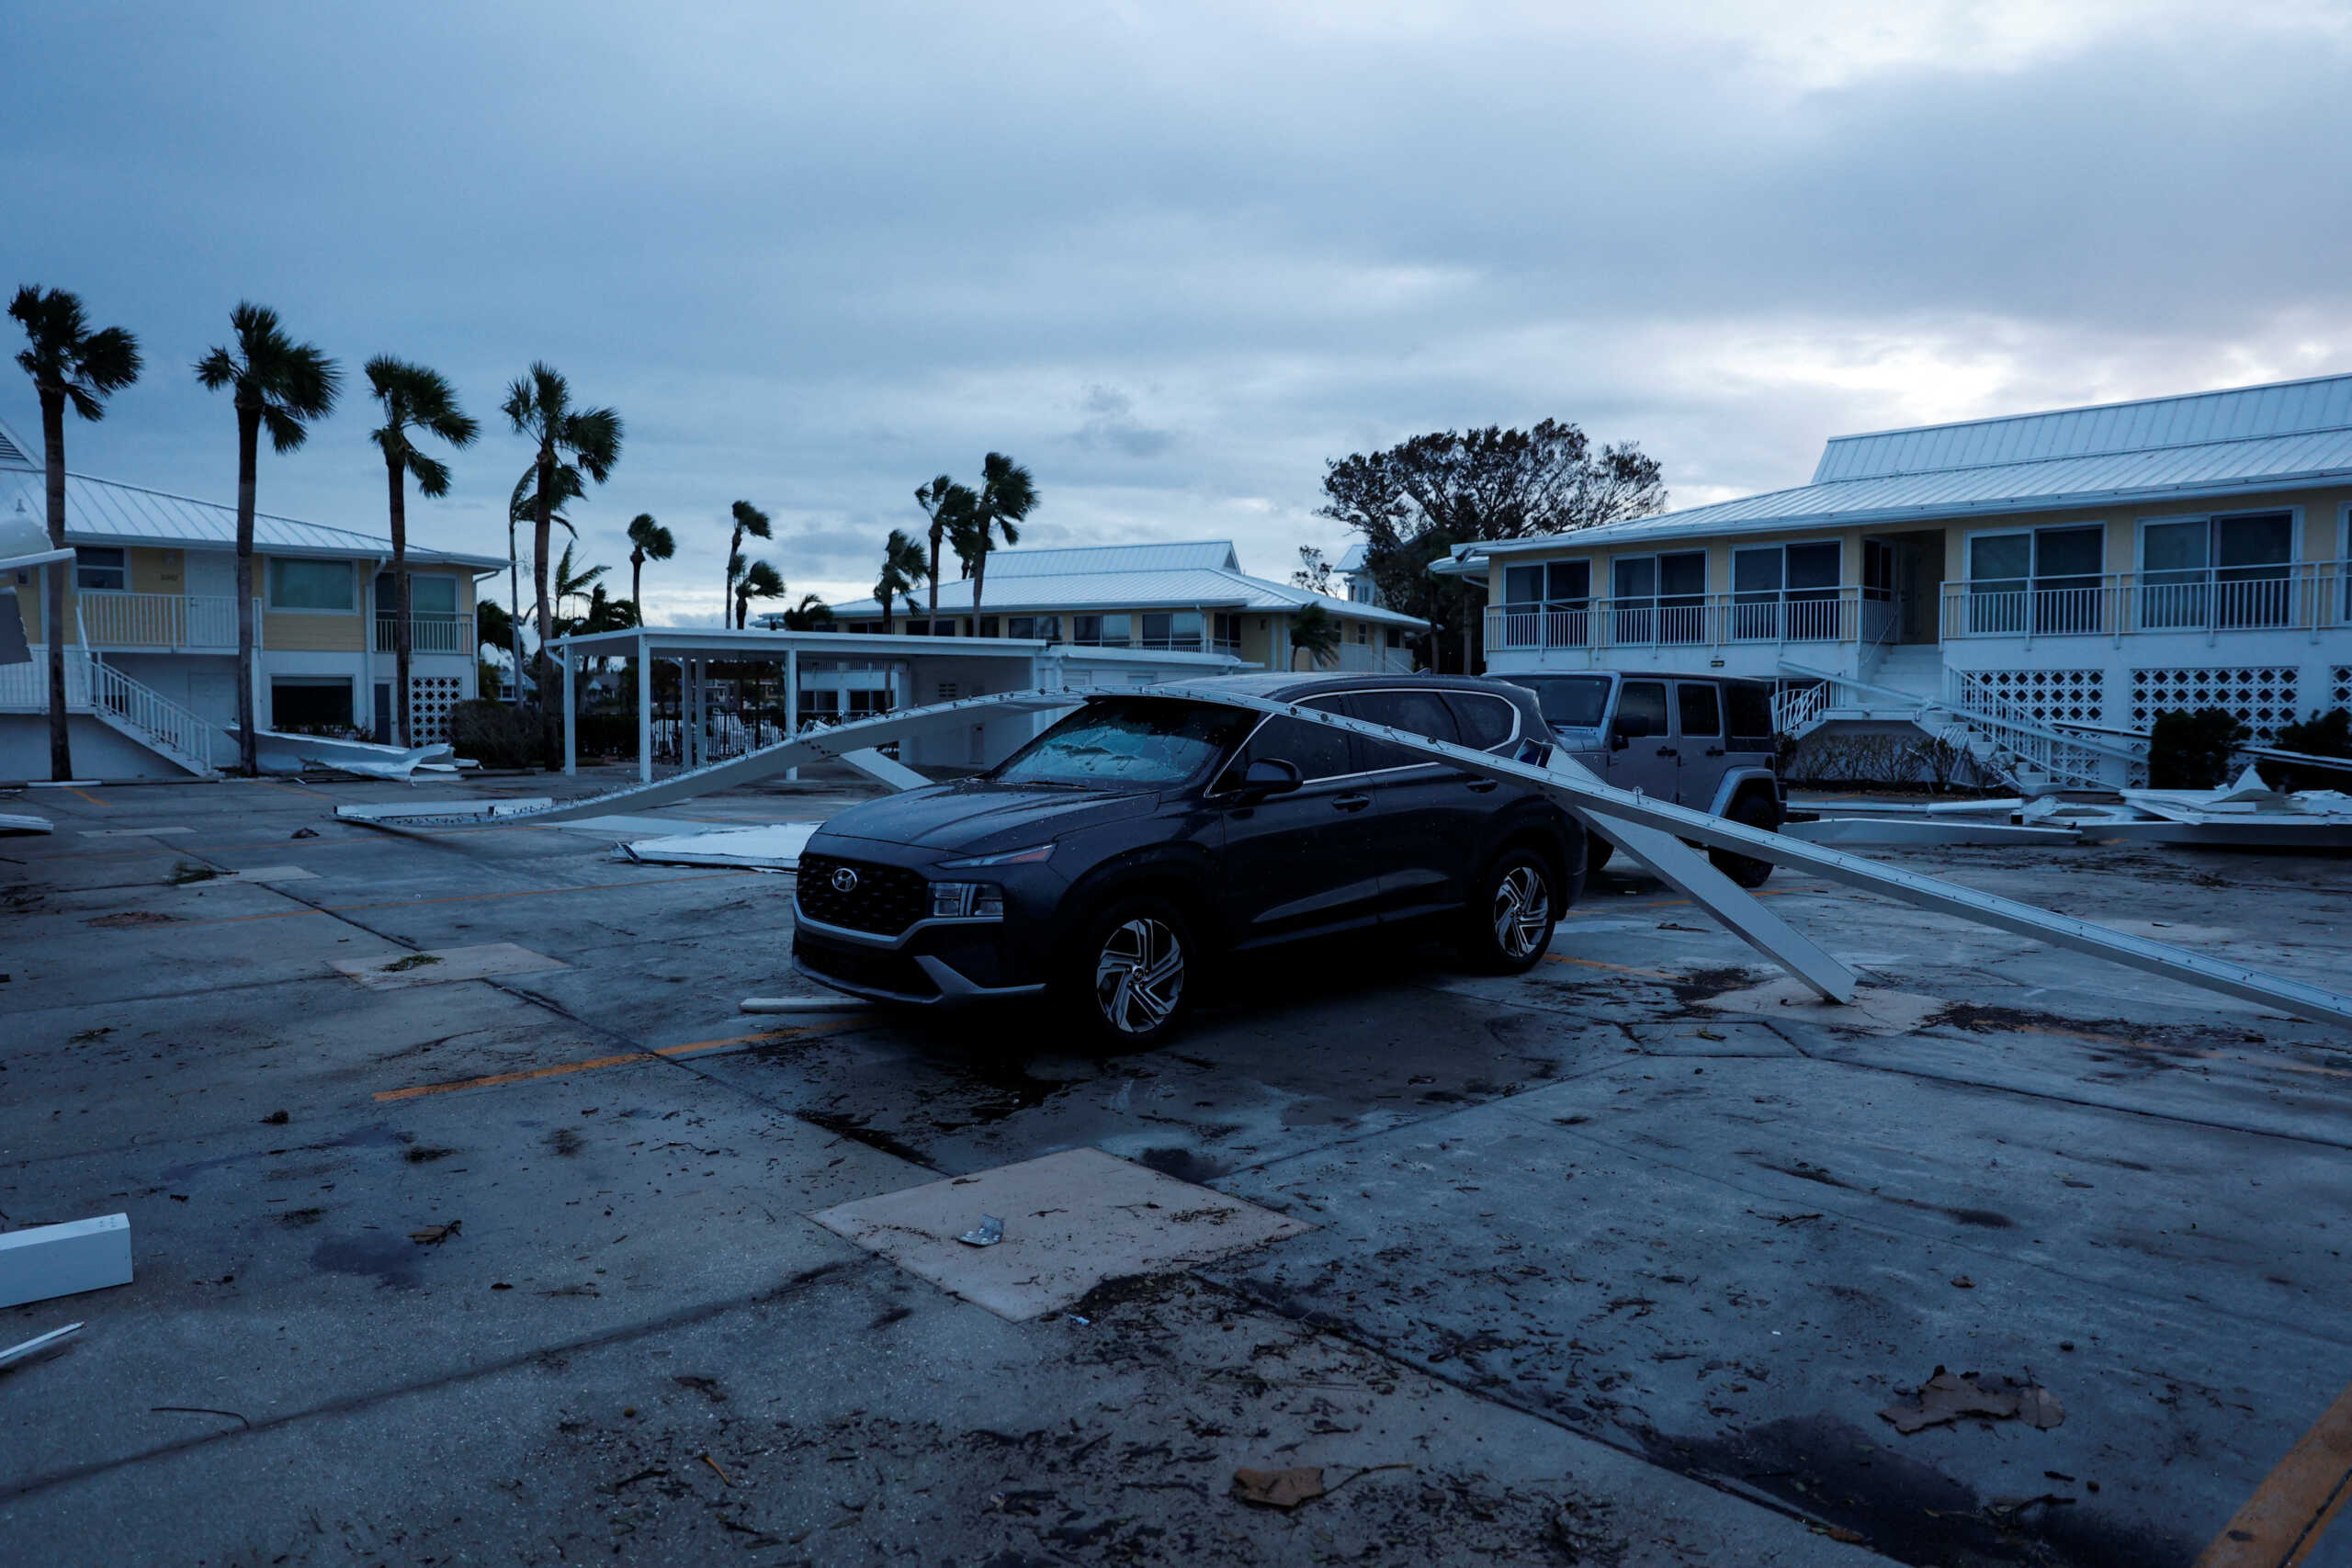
<box><xmin>1545</xmin><ymin>954</ymin><xmax>1679</xmax><ymax>981</ymax></box>
<box><xmin>373</xmin><ymin>1024</ymin><xmax>844</xmax><ymax>1102</ymax></box>
<box><xmin>2195</xmin><ymin>1376</ymin><xmax>2352</xmax><ymax>1566</ymax></box>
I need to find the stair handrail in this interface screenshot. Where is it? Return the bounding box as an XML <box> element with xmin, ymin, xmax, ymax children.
<box><xmin>73</xmin><ymin>650</ymin><xmax>221</xmax><ymax>772</ymax></box>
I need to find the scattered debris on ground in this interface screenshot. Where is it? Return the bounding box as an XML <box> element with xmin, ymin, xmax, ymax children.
<box><xmin>1879</xmin><ymin>1367</ymin><xmax>2064</xmax><ymax>1434</ymax></box>
<box><xmin>408</xmin><ymin>1222</ymin><xmax>462</xmax><ymax>1246</ymax></box>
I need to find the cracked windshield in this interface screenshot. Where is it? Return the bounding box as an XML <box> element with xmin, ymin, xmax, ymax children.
<box><xmin>993</xmin><ymin>699</ymin><xmax>1250</xmax><ymax>785</ymax></box>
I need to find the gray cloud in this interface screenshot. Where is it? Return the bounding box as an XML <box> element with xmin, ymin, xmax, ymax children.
<box><xmin>4</xmin><ymin>2</ymin><xmax>2348</xmax><ymax>608</ymax></box>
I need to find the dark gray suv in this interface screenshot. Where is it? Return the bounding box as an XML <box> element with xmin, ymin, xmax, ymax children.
<box><xmin>1493</xmin><ymin>671</ymin><xmax>1784</xmax><ymax>886</ymax></box>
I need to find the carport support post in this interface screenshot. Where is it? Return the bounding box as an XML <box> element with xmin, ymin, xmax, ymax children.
<box><xmin>785</xmin><ymin>647</ymin><xmax>799</xmax><ymax>781</ymax></box>
<box><xmin>561</xmin><ymin>642</ymin><xmax>576</xmax><ymax>775</ymax></box>
<box><xmin>636</xmin><ymin>634</ymin><xmax>651</xmax><ymax>784</ymax></box>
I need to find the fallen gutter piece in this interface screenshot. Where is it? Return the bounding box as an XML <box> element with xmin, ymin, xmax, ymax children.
<box><xmin>1782</xmin><ymin>819</ymin><xmax>2080</xmax><ymax>846</ymax></box>
<box><xmin>0</xmin><ymin>1214</ymin><xmax>132</xmax><ymax>1310</ymax></box>
<box><xmin>836</xmin><ymin>746</ymin><xmax>930</xmax><ymax>792</ymax></box>
<box><xmin>739</xmin><ymin>995</ymin><xmax>876</xmax><ymax>1014</ymax></box>
<box><xmin>1785</xmin><ymin>796</ymin><xmax>2024</xmax><ymax>818</ymax></box>
<box><xmin>620</xmin><ymin>821</ymin><xmax>820</xmax><ymax>870</ymax></box>
<box><xmin>0</xmin><ymin>812</ymin><xmax>52</xmax><ymax>835</ymax></box>
<box><xmin>0</xmin><ymin>1322</ymin><xmax>82</xmax><ymax>1371</ymax></box>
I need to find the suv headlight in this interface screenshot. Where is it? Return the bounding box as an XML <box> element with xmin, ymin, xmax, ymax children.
<box><xmin>929</xmin><ymin>881</ymin><xmax>1007</xmax><ymax>920</ymax></box>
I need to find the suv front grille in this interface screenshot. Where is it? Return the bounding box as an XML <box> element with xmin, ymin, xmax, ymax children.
<box><xmin>794</xmin><ymin>932</ymin><xmax>939</xmax><ymax>998</ymax></box>
<box><xmin>796</xmin><ymin>852</ymin><xmax>928</xmax><ymax>937</ymax></box>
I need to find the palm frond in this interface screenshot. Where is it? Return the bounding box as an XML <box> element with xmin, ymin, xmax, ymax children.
<box><xmin>730</xmin><ymin>499</ymin><xmax>772</xmax><ymax>539</ymax></box>
<box><xmin>742</xmin><ymin>559</ymin><xmax>785</xmax><ymax>598</ymax></box>
<box><xmin>261</xmin><ymin>403</ymin><xmax>308</xmax><ymax>454</ymax></box>
<box><xmin>406</xmin><ymin>450</ymin><xmax>453</xmax><ymax>498</ymax></box>
<box><xmin>79</xmin><ymin>325</ymin><xmax>141</xmax><ymax>398</ymax></box>
<box><xmin>627</xmin><ymin>513</ymin><xmax>675</xmax><ymax>560</ymax></box>
<box><xmin>563</xmin><ymin>406</ymin><xmax>622</xmax><ymax>480</ymax></box>
<box><xmin>193</xmin><ymin>344</ymin><xmax>238</xmax><ymax>391</ymax></box>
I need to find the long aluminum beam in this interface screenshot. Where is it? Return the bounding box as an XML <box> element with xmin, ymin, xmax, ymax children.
<box><xmin>1151</xmin><ymin>683</ymin><xmax>2352</xmax><ymax>1030</ymax></box>
<box><xmin>336</xmin><ymin>690</ymin><xmax>1079</xmax><ymax>830</ymax></box>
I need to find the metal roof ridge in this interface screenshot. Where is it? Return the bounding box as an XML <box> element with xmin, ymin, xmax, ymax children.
<box><xmin>1819</xmin><ymin>368</ymin><xmax>2352</xmax><ymax>448</ymax></box>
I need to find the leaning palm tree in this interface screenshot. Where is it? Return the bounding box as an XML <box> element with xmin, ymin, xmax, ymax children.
<box><xmin>625</xmin><ymin>512</ymin><xmax>673</xmax><ymax>623</ymax></box>
<box><xmin>196</xmin><ymin>304</ymin><xmax>339</xmax><ymax>774</ymax></box>
<box><xmin>780</xmin><ymin>592</ymin><xmax>833</xmax><ymax>632</ymax></box>
<box><xmin>959</xmin><ymin>451</ymin><xmax>1037</xmax><ymax>620</ymax></box>
<box><xmin>914</xmin><ymin>473</ymin><xmax>974</xmax><ymax>626</ymax></box>
<box><xmin>502</xmin><ymin>364</ymin><xmax>620</xmax><ymax>696</ymax></box>
<box><xmin>734</xmin><ymin>559</ymin><xmax>786</xmax><ymax>628</ymax></box>
<box><xmin>875</xmin><ymin>528</ymin><xmax>928</xmax><ymax>627</ymax></box>
<box><xmin>8</xmin><ymin>287</ymin><xmax>141</xmax><ymax>782</ymax></box>
<box><xmin>504</xmin><ymin>461</ymin><xmax>583</xmax><ymax>704</ymax></box>
<box><xmin>721</xmin><ymin>500</ymin><xmax>771</xmax><ymax>625</ymax></box>
<box><xmin>552</xmin><ymin>540</ymin><xmax>609</xmax><ymax>622</ymax></box>
<box><xmin>1288</xmin><ymin>601</ymin><xmax>1341</xmax><ymax>670</ymax></box>
<box><xmin>366</xmin><ymin>357</ymin><xmax>478</xmax><ymax>746</ymax></box>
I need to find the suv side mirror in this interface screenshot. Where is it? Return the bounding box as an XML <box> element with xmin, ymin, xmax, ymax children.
<box><xmin>1610</xmin><ymin>713</ymin><xmax>1652</xmax><ymax>750</ymax></box>
<box><xmin>1223</xmin><ymin>757</ymin><xmax>1303</xmax><ymax>799</ymax></box>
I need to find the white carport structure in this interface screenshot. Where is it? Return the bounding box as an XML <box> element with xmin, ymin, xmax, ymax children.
<box><xmin>546</xmin><ymin>626</ymin><xmax>1250</xmax><ymax>782</ymax></box>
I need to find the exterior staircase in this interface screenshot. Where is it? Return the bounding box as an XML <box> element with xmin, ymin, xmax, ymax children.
<box><xmin>1775</xmin><ymin>653</ymin><xmax>2140</xmax><ymax>793</ymax></box>
<box><xmin>0</xmin><ymin>648</ymin><xmax>224</xmax><ymax>778</ymax></box>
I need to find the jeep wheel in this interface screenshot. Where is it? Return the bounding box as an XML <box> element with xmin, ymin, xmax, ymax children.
<box><xmin>1462</xmin><ymin>848</ymin><xmax>1558</xmax><ymax>975</ymax></box>
<box><xmin>1707</xmin><ymin>793</ymin><xmax>1780</xmax><ymax>888</ymax></box>
<box><xmin>1069</xmin><ymin>896</ymin><xmax>1193</xmax><ymax>1046</ymax></box>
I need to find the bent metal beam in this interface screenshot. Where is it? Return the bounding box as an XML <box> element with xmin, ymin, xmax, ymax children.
<box><xmin>339</xmin><ymin>685</ymin><xmax>2352</xmax><ymax>1028</ymax></box>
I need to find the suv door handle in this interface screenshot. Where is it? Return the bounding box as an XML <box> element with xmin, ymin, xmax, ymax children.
<box><xmin>1332</xmin><ymin>793</ymin><xmax>1372</xmax><ymax>813</ymax></box>
<box><xmin>1464</xmin><ymin>778</ymin><xmax>1498</xmax><ymax>794</ymax></box>
<box><xmin>1703</xmin><ymin>746</ymin><xmax>1725</xmax><ymax>757</ymax></box>
<box><xmin>1655</xmin><ymin>746</ymin><xmax>1679</xmax><ymax>758</ymax></box>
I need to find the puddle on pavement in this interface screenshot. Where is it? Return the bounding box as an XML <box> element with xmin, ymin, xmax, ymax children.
<box><xmin>311</xmin><ymin>1232</ymin><xmax>424</xmax><ymax>1289</ymax></box>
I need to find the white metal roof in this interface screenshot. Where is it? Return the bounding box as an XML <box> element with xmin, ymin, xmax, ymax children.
<box><xmin>985</xmin><ymin>540</ymin><xmax>1241</xmax><ymax>578</ymax></box>
<box><xmin>0</xmin><ymin>417</ymin><xmax>32</xmax><ymax>470</ymax></box>
<box><xmin>832</xmin><ymin>551</ymin><xmax>1429</xmax><ymax>627</ymax></box>
<box><xmin>1451</xmin><ymin>370</ymin><xmax>2352</xmax><ymax>563</ymax></box>
<box><xmin>0</xmin><ymin>465</ymin><xmax>506</xmax><ymax>570</ymax></box>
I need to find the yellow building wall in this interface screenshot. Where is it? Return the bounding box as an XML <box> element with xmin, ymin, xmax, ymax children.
<box><xmin>130</xmin><ymin>547</ymin><xmax>184</xmax><ymax>593</ymax></box>
<box><xmin>262</xmin><ymin>609</ymin><xmax>365</xmax><ymax>651</ymax></box>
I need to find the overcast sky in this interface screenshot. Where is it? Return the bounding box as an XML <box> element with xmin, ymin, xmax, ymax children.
<box><xmin>6</xmin><ymin>1</ymin><xmax>2348</xmax><ymax>623</ymax></box>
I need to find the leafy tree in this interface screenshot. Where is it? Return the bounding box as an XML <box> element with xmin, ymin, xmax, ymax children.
<box><xmin>502</xmin><ymin>363</ymin><xmax>620</xmax><ymax>688</ymax></box>
<box><xmin>779</xmin><ymin>592</ymin><xmax>834</xmax><ymax>631</ymax></box>
<box><xmin>955</xmin><ymin>452</ymin><xmax>1036</xmax><ymax>619</ymax></box>
<box><xmin>915</xmin><ymin>472</ymin><xmax>976</xmax><ymax>625</ymax></box>
<box><xmin>477</xmin><ymin>598</ymin><xmax>514</xmax><ymax>659</ymax></box>
<box><xmin>366</xmin><ymin>357</ymin><xmax>478</xmax><ymax>746</ymax></box>
<box><xmin>2267</xmin><ymin>706</ymin><xmax>2351</xmax><ymax>791</ymax></box>
<box><xmin>196</xmin><ymin>304</ymin><xmax>340</xmax><ymax>773</ymax></box>
<box><xmin>8</xmin><ymin>286</ymin><xmax>141</xmax><ymax>781</ymax></box>
<box><xmin>721</xmin><ymin>500</ymin><xmax>772</xmax><ymax>626</ymax></box>
<box><xmin>625</xmin><ymin>512</ymin><xmax>673</xmax><ymax>622</ymax></box>
<box><xmin>876</xmin><ymin>527</ymin><xmax>929</xmax><ymax>626</ymax></box>
<box><xmin>1318</xmin><ymin>421</ymin><xmax>1664</xmax><ymax>671</ymax></box>
<box><xmin>734</xmin><ymin>559</ymin><xmax>785</xmax><ymax>628</ymax></box>
<box><xmin>1291</xmin><ymin>546</ymin><xmax>1333</xmax><ymax>595</ymax></box>
<box><xmin>1288</xmin><ymin>601</ymin><xmax>1340</xmax><ymax>670</ymax></box>
<box><xmin>2148</xmin><ymin>708</ymin><xmax>2248</xmax><ymax>789</ymax></box>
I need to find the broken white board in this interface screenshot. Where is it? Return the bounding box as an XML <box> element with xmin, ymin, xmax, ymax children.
<box><xmin>338</xmin><ymin>797</ymin><xmax>555</xmax><ymax>821</ymax></box>
<box><xmin>0</xmin><ymin>1213</ymin><xmax>132</xmax><ymax>1310</ymax></box>
<box><xmin>0</xmin><ymin>812</ymin><xmax>52</xmax><ymax>836</ymax></box>
<box><xmin>1782</xmin><ymin>818</ymin><xmax>2079</xmax><ymax>847</ymax></box>
<box><xmin>619</xmin><ymin>821</ymin><xmax>821</xmax><ymax>871</ymax></box>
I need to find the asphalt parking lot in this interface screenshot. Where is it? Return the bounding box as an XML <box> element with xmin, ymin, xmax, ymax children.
<box><xmin>4</xmin><ymin>768</ymin><xmax>2349</xmax><ymax>1566</ymax></box>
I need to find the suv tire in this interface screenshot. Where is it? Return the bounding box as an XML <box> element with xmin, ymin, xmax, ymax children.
<box><xmin>1586</xmin><ymin>837</ymin><xmax>1615</xmax><ymax>873</ymax></box>
<box><xmin>1461</xmin><ymin>846</ymin><xmax>1559</xmax><ymax>974</ymax></box>
<box><xmin>1066</xmin><ymin>894</ymin><xmax>1195</xmax><ymax>1047</ymax></box>
<box><xmin>1707</xmin><ymin>793</ymin><xmax>1780</xmax><ymax>888</ymax></box>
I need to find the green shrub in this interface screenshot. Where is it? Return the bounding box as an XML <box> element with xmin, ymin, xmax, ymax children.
<box><xmin>447</xmin><ymin>700</ymin><xmax>556</xmax><ymax>770</ymax></box>
<box><xmin>2269</xmin><ymin>706</ymin><xmax>2352</xmax><ymax>792</ymax></box>
<box><xmin>2146</xmin><ymin>707</ymin><xmax>2246</xmax><ymax>789</ymax></box>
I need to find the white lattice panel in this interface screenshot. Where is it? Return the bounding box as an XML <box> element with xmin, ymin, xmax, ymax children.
<box><xmin>410</xmin><ymin>675</ymin><xmax>462</xmax><ymax>745</ymax></box>
<box><xmin>1980</xmin><ymin>668</ymin><xmax>2104</xmax><ymax>726</ymax></box>
<box><xmin>2130</xmin><ymin>666</ymin><xmax>2301</xmax><ymax>742</ymax></box>
<box><xmin>2333</xmin><ymin>665</ymin><xmax>2351</xmax><ymax>711</ymax></box>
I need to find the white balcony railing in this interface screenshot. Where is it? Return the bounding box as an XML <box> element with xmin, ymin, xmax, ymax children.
<box><xmin>70</xmin><ymin>592</ymin><xmax>248</xmax><ymax>650</ymax></box>
<box><xmin>374</xmin><ymin>613</ymin><xmax>477</xmax><ymax>655</ymax></box>
<box><xmin>1486</xmin><ymin>587</ymin><xmax>1891</xmax><ymax>653</ymax></box>
<box><xmin>1939</xmin><ymin>561</ymin><xmax>2348</xmax><ymax>639</ymax></box>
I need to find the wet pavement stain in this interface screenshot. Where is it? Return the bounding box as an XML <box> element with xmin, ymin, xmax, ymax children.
<box><xmin>311</xmin><ymin>1232</ymin><xmax>424</xmax><ymax>1289</ymax></box>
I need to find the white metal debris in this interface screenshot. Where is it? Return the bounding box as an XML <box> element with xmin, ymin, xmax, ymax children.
<box><xmin>619</xmin><ymin>821</ymin><xmax>821</xmax><ymax>870</ymax></box>
<box><xmin>1783</xmin><ymin>818</ymin><xmax>2080</xmax><ymax>847</ymax></box>
<box><xmin>0</xmin><ymin>1214</ymin><xmax>132</xmax><ymax>1310</ymax></box>
<box><xmin>0</xmin><ymin>1322</ymin><xmax>82</xmax><ymax>1371</ymax></box>
<box><xmin>0</xmin><ymin>812</ymin><xmax>52</xmax><ymax>835</ymax></box>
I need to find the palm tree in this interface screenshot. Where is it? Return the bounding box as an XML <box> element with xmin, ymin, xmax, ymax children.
<box><xmin>502</xmin><ymin>364</ymin><xmax>620</xmax><ymax>694</ymax></box>
<box><xmin>504</xmin><ymin>461</ymin><xmax>582</xmax><ymax>704</ymax></box>
<box><xmin>735</xmin><ymin>559</ymin><xmax>785</xmax><ymax>628</ymax></box>
<box><xmin>8</xmin><ymin>287</ymin><xmax>141</xmax><ymax>782</ymax></box>
<box><xmin>196</xmin><ymin>304</ymin><xmax>340</xmax><ymax>774</ymax></box>
<box><xmin>722</xmin><ymin>500</ymin><xmax>771</xmax><ymax>625</ymax></box>
<box><xmin>958</xmin><ymin>451</ymin><xmax>1037</xmax><ymax>621</ymax></box>
<box><xmin>914</xmin><ymin>473</ymin><xmax>974</xmax><ymax>627</ymax></box>
<box><xmin>875</xmin><ymin>528</ymin><xmax>929</xmax><ymax>627</ymax></box>
<box><xmin>553</xmin><ymin>540</ymin><xmax>609</xmax><ymax>622</ymax></box>
<box><xmin>1288</xmin><ymin>601</ymin><xmax>1341</xmax><ymax>670</ymax></box>
<box><xmin>626</xmin><ymin>512</ymin><xmax>673</xmax><ymax>623</ymax></box>
<box><xmin>780</xmin><ymin>592</ymin><xmax>834</xmax><ymax>631</ymax></box>
<box><xmin>366</xmin><ymin>357</ymin><xmax>478</xmax><ymax>746</ymax></box>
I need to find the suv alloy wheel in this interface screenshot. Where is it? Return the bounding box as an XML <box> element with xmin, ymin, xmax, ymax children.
<box><xmin>1071</xmin><ymin>896</ymin><xmax>1194</xmax><ymax>1045</ymax></box>
<box><xmin>1463</xmin><ymin>848</ymin><xmax>1557</xmax><ymax>974</ymax></box>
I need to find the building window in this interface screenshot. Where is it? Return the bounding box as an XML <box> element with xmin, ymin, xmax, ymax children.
<box><xmin>373</xmin><ymin>572</ymin><xmax>458</xmax><ymax>615</ymax></box>
<box><xmin>1966</xmin><ymin>525</ymin><xmax>2103</xmax><ymax>635</ymax></box>
<box><xmin>977</xmin><ymin>616</ymin><xmax>999</xmax><ymax>637</ymax></box>
<box><xmin>270</xmin><ymin>677</ymin><xmax>355</xmax><ymax>735</ymax></box>
<box><xmin>74</xmin><ymin>546</ymin><xmax>128</xmax><ymax>592</ymax></box>
<box><xmin>1503</xmin><ymin>560</ymin><xmax>1591</xmax><ymax>613</ymax></box>
<box><xmin>268</xmin><ymin>558</ymin><xmax>354</xmax><ymax>611</ymax></box>
<box><xmin>1211</xmin><ymin>613</ymin><xmax>1240</xmax><ymax>650</ymax></box>
<box><xmin>1138</xmin><ymin>610</ymin><xmax>1202</xmax><ymax>649</ymax></box>
<box><xmin>2140</xmin><ymin>511</ymin><xmax>2295</xmax><ymax>629</ymax></box>
<box><xmin>1730</xmin><ymin>540</ymin><xmax>1841</xmax><ymax>640</ymax></box>
<box><xmin>1610</xmin><ymin>552</ymin><xmax>1705</xmax><ymax>644</ymax></box>
<box><xmin>1072</xmin><ymin>613</ymin><xmax>1130</xmax><ymax>646</ymax></box>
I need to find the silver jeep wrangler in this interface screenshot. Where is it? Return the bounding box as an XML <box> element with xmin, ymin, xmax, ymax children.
<box><xmin>1495</xmin><ymin>671</ymin><xmax>1784</xmax><ymax>886</ymax></box>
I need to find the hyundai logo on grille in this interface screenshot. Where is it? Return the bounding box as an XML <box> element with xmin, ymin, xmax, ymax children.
<box><xmin>830</xmin><ymin>867</ymin><xmax>861</xmax><ymax>894</ymax></box>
